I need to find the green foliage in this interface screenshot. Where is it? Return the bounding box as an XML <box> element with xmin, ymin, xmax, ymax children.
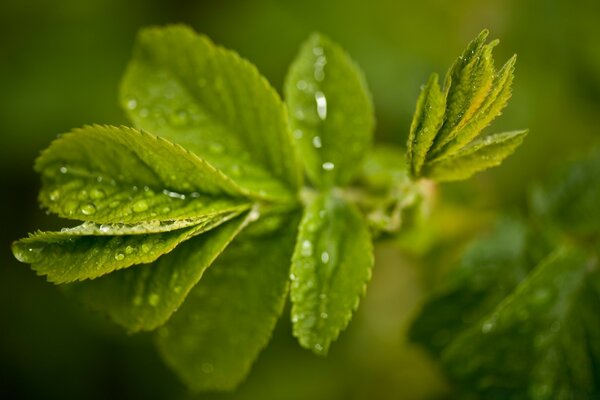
<box><xmin>284</xmin><ymin>33</ymin><xmax>375</xmax><ymax>188</ymax></box>
<box><xmin>410</xmin><ymin>152</ymin><xmax>600</xmax><ymax>399</ymax></box>
<box><xmin>12</xmin><ymin>26</ymin><xmax>526</xmax><ymax>393</ymax></box>
<box><xmin>407</xmin><ymin>29</ymin><xmax>524</xmax><ymax>181</ymax></box>
<box><xmin>290</xmin><ymin>192</ymin><xmax>373</xmax><ymax>354</ymax></box>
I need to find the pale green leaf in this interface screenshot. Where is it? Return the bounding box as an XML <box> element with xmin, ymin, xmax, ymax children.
<box><xmin>423</xmin><ymin>130</ymin><xmax>527</xmax><ymax>181</ymax></box>
<box><xmin>36</xmin><ymin>125</ymin><xmax>249</xmax><ymax>223</ymax></box>
<box><xmin>66</xmin><ymin>212</ymin><xmax>250</xmax><ymax>332</ymax></box>
<box><xmin>290</xmin><ymin>192</ymin><xmax>373</xmax><ymax>354</ymax></box>
<box><xmin>407</xmin><ymin>73</ymin><xmax>446</xmax><ymax>177</ymax></box>
<box><xmin>156</xmin><ymin>214</ymin><xmax>299</xmax><ymax>391</ymax></box>
<box><xmin>284</xmin><ymin>33</ymin><xmax>375</xmax><ymax>187</ymax></box>
<box><xmin>11</xmin><ymin>210</ymin><xmax>243</xmax><ymax>283</ymax></box>
<box><xmin>120</xmin><ymin>25</ymin><xmax>301</xmax><ymax>200</ymax></box>
<box><xmin>436</xmin><ymin>55</ymin><xmax>516</xmax><ymax>157</ymax></box>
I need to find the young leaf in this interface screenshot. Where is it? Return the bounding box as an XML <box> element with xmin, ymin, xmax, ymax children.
<box><xmin>36</xmin><ymin>125</ymin><xmax>249</xmax><ymax>223</ymax></box>
<box><xmin>290</xmin><ymin>192</ymin><xmax>373</xmax><ymax>354</ymax></box>
<box><xmin>12</xmin><ymin>210</ymin><xmax>243</xmax><ymax>283</ymax></box>
<box><xmin>407</xmin><ymin>73</ymin><xmax>446</xmax><ymax>177</ymax></box>
<box><xmin>284</xmin><ymin>33</ymin><xmax>375</xmax><ymax>188</ymax></box>
<box><xmin>431</xmin><ymin>30</ymin><xmax>497</xmax><ymax>152</ymax></box>
<box><xmin>120</xmin><ymin>25</ymin><xmax>301</xmax><ymax>200</ymax></box>
<box><xmin>66</xmin><ymin>212</ymin><xmax>250</xmax><ymax>332</ymax></box>
<box><xmin>423</xmin><ymin>130</ymin><xmax>527</xmax><ymax>181</ymax></box>
<box><xmin>156</xmin><ymin>214</ymin><xmax>299</xmax><ymax>391</ymax></box>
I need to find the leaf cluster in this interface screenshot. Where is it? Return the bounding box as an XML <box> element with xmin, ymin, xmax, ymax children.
<box><xmin>12</xmin><ymin>26</ymin><xmax>525</xmax><ymax>391</ymax></box>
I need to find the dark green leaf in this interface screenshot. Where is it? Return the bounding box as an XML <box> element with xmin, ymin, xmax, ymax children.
<box><xmin>156</xmin><ymin>214</ymin><xmax>299</xmax><ymax>391</ymax></box>
<box><xmin>423</xmin><ymin>130</ymin><xmax>527</xmax><ymax>181</ymax></box>
<box><xmin>530</xmin><ymin>150</ymin><xmax>600</xmax><ymax>240</ymax></box>
<box><xmin>290</xmin><ymin>192</ymin><xmax>373</xmax><ymax>354</ymax></box>
<box><xmin>120</xmin><ymin>25</ymin><xmax>301</xmax><ymax>200</ymax></box>
<box><xmin>411</xmin><ymin>218</ymin><xmax>600</xmax><ymax>399</ymax></box>
<box><xmin>284</xmin><ymin>33</ymin><xmax>374</xmax><ymax>187</ymax></box>
<box><xmin>36</xmin><ymin>125</ymin><xmax>249</xmax><ymax>223</ymax></box>
<box><xmin>12</xmin><ymin>210</ymin><xmax>243</xmax><ymax>283</ymax></box>
<box><xmin>407</xmin><ymin>73</ymin><xmax>446</xmax><ymax>177</ymax></box>
<box><xmin>66</xmin><ymin>212</ymin><xmax>250</xmax><ymax>332</ymax></box>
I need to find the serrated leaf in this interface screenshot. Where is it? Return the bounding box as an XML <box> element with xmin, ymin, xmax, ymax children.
<box><xmin>290</xmin><ymin>192</ymin><xmax>373</xmax><ymax>354</ymax></box>
<box><xmin>530</xmin><ymin>150</ymin><xmax>600</xmax><ymax>240</ymax></box>
<box><xmin>431</xmin><ymin>30</ymin><xmax>497</xmax><ymax>153</ymax></box>
<box><xmin>423</xmin><ymin>130</ymin><xmax>527</xmax><ymax>181</ymax></box>
<box><xmin>120</xmin><ymin>25</ymin><xmax>301</xmax><ymax>200</ymax></box>
<box><xmin>411</xmin><ymin>219</ymin><xmax>600</xmax><ymax>399</ymax></box>
<box><xmin>407</xmin><ymin>73</ymin><xmax>446</xmax><ymax>177</ymax></box>
<box><xmin>410</xmin><ymin>218</ymin><xmax>530</xmax><ymax>355</ymax></box>
<box><xmin>437</xmin><ymin>55</ymin><xmax>516</xmax><ymax>157</ymax></box>
<box><xmin>284</xmin><ymin>33</ymin><xmax>374</xmax><ymax>188</ymax></box>
<box><xmin>11</xmin><ymin>210</ymin><xmax>243</xmax><ymax>283</ymax></box>
<box><xmin>66</xmin><ymin>212</ymin><xmax>250</xmax><ymax>332</ymax></box>
<box><xmin>156</xmin><ymin>214</ymin><xmax>299</xmax><ymax>391</ymax></box>
<box><xmin>36</xmin><ymin>125</ymin><xmax>249</xmax><ymax>223</ymax></box>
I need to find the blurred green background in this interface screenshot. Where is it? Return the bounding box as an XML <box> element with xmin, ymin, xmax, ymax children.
<box><xmin>1</xmin><ymin>0</ymin><xmax>598</xmax><ymax>399</ymax></box>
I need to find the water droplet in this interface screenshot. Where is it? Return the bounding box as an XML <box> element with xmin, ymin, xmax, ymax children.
<box><xmin>162</xmin><ymin>189</ymin><xmax>186</xmax><ymax>200</ymax></box>
<box><xmin>293</xmin><ymin>129</ymin><xmax>303</xmax><ymax>139</ymax></box>
<box><xmin>90</xmin><ymin>188</ymin><xmax>106</xmax><ymax>200</ymax></box>
<box><xmin>59</xmin><ymin>166</ymin><xmax>68</xmax><ymax>174</ymax></box>
<box><xmin>115</xmin><ymin>253</ymin><xmax>125</xmax><ymax>261</ymax></box>
<box><xmin>125</xmin><ymin>245</ymin><xmax>135</xmax><ymax>254</ymax></box>
<box><xmin>132</xmin><ymin>200</ymin><xmax>149</xmax><ymax>212</ymax></box>
<box><xmin>301</xmin><ymin>240</ymin><xmax>313</xmax><ymax>257</ymax></box>
<box><xmin>320</xmin><ymin>312</ymin><xmax>328</xmax><ymax>319</ymax></box>
<box><xmin>80</xmin><ymin>203</ymin><xmax>96</xmax><ymax>215</ymax></box>
<box><xmin>315</xmin><ymin>91</ymin><xmax>327</xmax><ymax>120</ymax></box>
<box><xmin>49</xmin><ymin>190</ymin><xmax>60</xmax><ymax>202</ymax></box>
<box><xmin>296</xmin><ymin>80</ymin><xmax>308</xmax><ymax>90</ymax></box>
<box><xmin>148</xmin><ymin>293</ymin><xmax>160</xmax><ymax>306</ymax></box>
<box><xmin>289</xmin><ymin>273</ymin><xmax>296</xmax><ymax>281</ymax></box>
<box><xmin>320</xmin><ymin>252</ymin><xmax>330</xmax><ymax>264</ymax></box>
<box><xmin>99</xmin><ymin>224</ymin><xmax>111</xmax><ymax>233</ymax></box>
<box><xmin>314</xmin><ymin>343</ymin><xmax>324</xmax><ymax>353</ymax></box>
<box><xmin>312</xmin><ymin>136</ymin><xmax>322</xmax><ymax>149</ymax></box>
<box><xmin>139</xmin><ymin>108</ymin><xmax>149</xmax><ymax>118</ymax></box>
<box><xmin>126</xmin><ymin>98</ymin><xmax>138</xmax><ymax>110</ymax></box>
<box><xmin>109</xmin><ymin>200</ymin><xmax>120</xmax><ymax>208</ymax></box>
<box><xmin>201</xmin><ymin>362</ymin><xmax>214</xmax><ymax>374</ymax></box>
<box><xmin>319</xmin><ymin>293</ymin><xmax>327</xmax><ymax>300</ymax></box>
<box><xmin>63</xmin><ymin>200</ymin><xmax>79</xmax><ymax>215</ymax></box>
<box><xmin>141</xmin><ymin>243</ymin><xmax>151</xmax><ymax>253</ymax></box>
<box><xmin>322</xmin><ymin>162</ymin><xmax>335</xmax><ymax>171</ymax></box>
<box><xmin>248</xmin><ymin>207</ymin><xmax>261</xmax><ymax>221</ymax></box>
<box><xmin>314</xmin><ymin>69</ymin><xmax>325</xmax><ymax>81</ymax></box>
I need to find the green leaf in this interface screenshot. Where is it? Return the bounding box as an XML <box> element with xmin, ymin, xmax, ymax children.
<box><xmin>530</xmin><ymin>150</ymin><xmax>600</xmax><ymax>240</ymax></box>
<box><xmin>284</xmin><ymin>33</ymin><xmax>375</xmax><ymax>188</ymax></box>
<box><xmin>120</xmin><ymin>25</ymin><xmax>301</xmax><ymax>200</ymax></box>
<box><xmin>66</xmin><ymin>212</ymin><xmax>250</xmax><ymax>332</ymax></box>
<box><xmin>423</xmin><ymin>130</ymin><xmax>527</xmax><ymax>181</ymax></box>
<box><xmin>407</xmin><ymin>73</ymin><xmax>446</xmax><ymax>177</ymax></box>
<box><xmin>156</xmin><ymin>214</ymin><xmax>299</xmax><ymax>391</ymax></box>
<box><xmin>12</xmin><ymin>210</ymin><xmax>243</xmax><ymax>283</ymax></box>
<box><xmin>411</xmin><ymin>219</ymin><xmax>600</xmax><ymax>399</ymax></box>
<box><xmin>430</xmin><ymin>30</ymin><xmax>498</xmax><ymax>153</ymax></box>
<box><xmin>290</xmin><ymin>192</ymin><xmax>373</xmax><ymax>354</ymax></box>
<box><xmin>36</xmin><ymin>125</ymin><xmax>249</xmax><ymax>223</ymax></box>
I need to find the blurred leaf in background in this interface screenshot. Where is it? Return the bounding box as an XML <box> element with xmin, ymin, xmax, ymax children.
<box><xmin>1</xmin><ymin>0</ymin><xmax>599</xmax><ymax>399</ymax></box>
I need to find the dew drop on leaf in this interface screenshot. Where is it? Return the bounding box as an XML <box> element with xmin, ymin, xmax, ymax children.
<box><xmin>90</xmin><ymin>188</ymin><xmax>106</xmax><ymax>200</ymax></box>
<box><xmin>148</xmin><ymin>293</ymin><xmax>160</xmax><ymax>306</ymax></box>
<box><xmin>114</xmin><ymin>253</ymin><xmax>125</xmax><ymax>261</ymax></box>
<box><xmin>312</xmin><ymin>136</ymin><xmax>322</xmax><ymax>149</ymax></box>
<box><xmin>80</xmin><ymin>203</ymin><xmax>97</xmax><ymax>215</ymax></box>
<box><xmin>322</xmin><ymin>162</ymin><xmax>335</xmax><ymax>171</ymax></box>
<box><xmin>132</xmin><ymin>200</ymin><xmax>149</xmax><ymax>212</ymax></box>
<box><xmin>315</xmin><ymin>91</ymin><xmax>327</xmax><ymax>120</ymax></box>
